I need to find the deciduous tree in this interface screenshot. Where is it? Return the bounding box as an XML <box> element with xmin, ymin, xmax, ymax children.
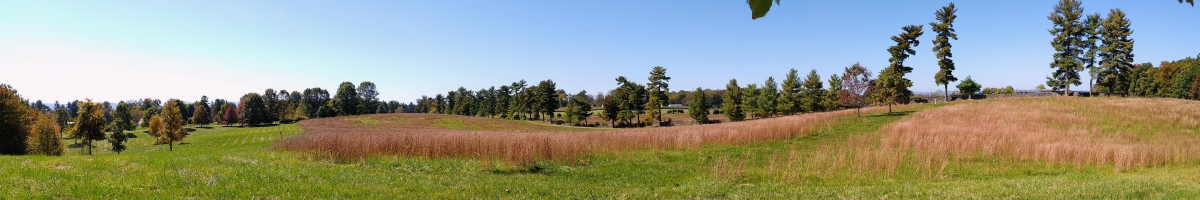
<box><xmin>840</xmin><ymin>63</ymin><xmax>873</xmax><ymax>118</ymax></box>
<box><xmin>334</xmin><ymin>82</ymin><xmax>360</xmax><ymax>116</ymax></box>
<box><xmin>162</xmin><ymin>100</ymin><xmax>187</xmax><ymax>151</ymax></box>
<box><xmin>28</xmin><ymin>112</ymin><xmax>65</xmax><ymax>156</ymax></box>
<box><xmin>73</xmin><ymin>99</ymin><xmax>108</xmax><ymax>155</ymax></box>
<box><xmin>0</xmin><ymin>84</ymin><xmax>33</xmax><ymax>155</ymax></box>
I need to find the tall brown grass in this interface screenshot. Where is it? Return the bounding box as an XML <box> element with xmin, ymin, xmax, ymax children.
<box><xmin>820</xmin><ymin>97</ymin><xmax>1200</xmax><ymax>173</ymax></box>
<box><xmin>276</xmin><ymin>107</ymin><xmax>897</xmax><ymax>166</ymax></box>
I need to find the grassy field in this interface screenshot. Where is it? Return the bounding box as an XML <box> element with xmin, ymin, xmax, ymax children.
<box><xmin>3</xmin><ymin>97</ymin><xmax>1200</xmax><ymax>198</ymax></box>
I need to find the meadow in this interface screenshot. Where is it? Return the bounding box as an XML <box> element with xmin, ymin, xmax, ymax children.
<box><xmin>3</xmin><ymin>97</ymin><xmax>1200</xmax><ymax>198</ymax></box>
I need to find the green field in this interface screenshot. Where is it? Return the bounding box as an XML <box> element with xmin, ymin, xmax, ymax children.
<box><xmin>3</xmin><ymin>100</ymin><xmax>1200</xmax><ymax>199</ymax></box>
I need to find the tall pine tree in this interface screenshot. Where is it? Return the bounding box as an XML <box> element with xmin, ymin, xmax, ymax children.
<box><xmin>931</xmin><ymin>2</ymin><xmax>959</xmax><ymax>102</ymax></box>
<box><xmin>876</xmin><ymin>25</ymin><xmax>924</xmax><ymax>113</ymax></box>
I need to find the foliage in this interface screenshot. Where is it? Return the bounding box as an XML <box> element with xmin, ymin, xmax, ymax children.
<box><xmin>1046</xmin><ymin>0</ymin><xmax>1087</xmax><ymax>94</ymax></box>
<box><xmin>646</xmin><ymin>66</ymin><xmax>671</xmax><ymax>124</ymax></box>
<box><xmin>73</xmin><ymin>99</ymin><xmax>108</xmax><ymax>155</ymax></box>
<box><xmin>334</xmin><ymin>82</ymin><xmax>360</xmax><ymax>116</ymax></box>
<box><xmin>688</xmin><ymin>87</ymin><xmax>710</xmax><ymax>124</ymax></box>
<box><xmin>221</xmin><ymin>104</ymin><xmax>240</xmax><ymax>127</ymax></box>
<box><xmin>822</xmin><ymin>73</ymin><xmax>843</xmax><ymax>111</ymax></box>
<box><xmin>358</xmin><ymin>81</ymin><xmax>379</xmax><ymax>114</ymax></box>
<box><xmin>107</xmin><ymin>124</ymin><xmax>127</xmax><ymax>154</ymax></box>
<box><xmin>747</xmin><ymin>0</ymin><xmax>781</xmax><ymax>19</ymax></box>
<box><xmin>957</xmin><ymin>76</ymin><xmax>983</xmax><ymax>98</ymax></box>
<box><xmin>722</xmin><ymin>79</ymin><xmax>745</xmax><ymax>122</ymax></box>
<box><xmin>757</xmin><ymin>77</ymin><xmax>779</xmax><ymax>118</ymax></box>
<box><xmin>239</xmin><ymin>93</ymin><xmax>270</xmax><ymax>125</ymax></box>
<box><xmin>931</xmin><ymin>2</ymin><xmax>959</xmax><ymax>102</ymax></box>
<box><xmin>0</xmin><ymin>84</ymin><xmax>32</xmax><ymax>155</ymax></box>
<box><xmin>1096</xmin><ymin>9</ymin><xmax>1135</xmax><ymax>96</ymax></box>
<box><xmin>800</xmin><ymin>69</ymin><xmax>825</xmax><ymax>112</ymax></box>
<box><xmin>162</xmin><ymin>100</ymin><xmax>187</xmax><ymax>151</ymax></box>
<box><xmin>140</xmin><ymin>107</ymin><xmax>157</xmax><ymax>128</ymax></box>
<box><xmin>112</xmin><ymin>101</ymin><xmax>135</xmax><ymax>131</ymax></box>
<box><xmin>27</xmin><ymin>112</ymin><xmax>64</xmax><ymax>156</ymax></box>
<box><xmin>840</xmin><ymin>63</ymin><xmax>873</xmax><ymax>117</ymax></box>
<box><xmin>779</xmin><ymin>69</ymin><xmax>802</xmax><ymax>115</ymax></box>
<box><xmin>192</xmin><ymin>98</ymin><xmax>211</xmax><ymax>127</ymax></box>
<box><xmin>876</xmin><ymin>25</ymin><xmax>923</xmax><ymax>112</ymax></box>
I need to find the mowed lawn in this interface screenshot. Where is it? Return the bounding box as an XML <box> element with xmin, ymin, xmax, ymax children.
<box><xmin>3</xmin><ymin>98</ymin><xmax>1200</xmax><ymax>198</ymax></box>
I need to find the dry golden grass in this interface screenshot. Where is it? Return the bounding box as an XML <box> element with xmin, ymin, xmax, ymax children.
<box><xmin>818</xmin><ymin>97</ymin><xmax>1200</xmax><ymax>173</ymax></box>
<box><xmin>276</xmin><ymin>107</ymin><xmax>900</xmax><ymax>166</ymax></box>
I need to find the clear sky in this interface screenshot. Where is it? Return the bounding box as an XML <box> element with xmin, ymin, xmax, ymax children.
<box><xmin>1</xmin><ymin>0</ymin><xmax>1197</xmax><ymax>104</ymax></box>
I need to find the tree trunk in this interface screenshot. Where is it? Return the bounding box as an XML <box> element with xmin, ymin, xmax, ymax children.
<box><xmin>1064</xmin><ymin>85</ymin><xmax>1071</xmax><ymax>96</ymax></box>
<box><xmin>86</xmin><ymin>140</ymin><xmax>91</xmax><ymax>155</ymax></box>
<box><xmin>888</xmin><ymin>103</ymin><xmax>893</xmax><ymax>113</ymax></box>
<box><xmin>944</xmin><ymin>85</ymin><xmax>950</xmax><ymax>103</ymax></box>
<box><xmin>856</xmin><ymin>107</ymin><xmax>861</xmax><ymax>118</ymax></box>
<box><xmin>169</xmin><ymin>141</ymin><xmax>173</xmax><ymax>151</ymax></box>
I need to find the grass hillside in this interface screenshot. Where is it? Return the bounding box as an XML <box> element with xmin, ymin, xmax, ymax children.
<box><xmin>3</xmin><ymin>97</ymin><xmax>1200</xmax><ymax>198</ymax></box>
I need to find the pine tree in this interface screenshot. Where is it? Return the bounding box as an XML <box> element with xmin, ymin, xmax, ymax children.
<box><xmin>688</xmin><ymin>87</ymin><xmax>710</xmax><ymax>124</ymax></box>
<box><xmin>800</xmin><ymin>69</ymin><xmax>825</xmax><ymax>112</ymax></box>
<box><xmin>957</xmin><ymin>76</ymin><xmax>983</xmax><ymax>99</ymax></box>
<box><xmin>1097</xmin><ymin>8</ymin><xmax>1135</xmax><ymax>96</ymax></box>
<box><xmin>741</xmin><ymin>84</ymin><xmax>761</xmax><ymax>119</ymax></box>
<box><xmin>822</xmin><ymin>73</ymin><xmax>843</xmax><ymax>111</ymax></box>
<box><xmin>723</xmin><ymin>79</ymin><xmax>745</xmax><ymax>121</ymax></box>
<box><xmin>778</xmin><ymin>69</ymin><xmax>802</xmax><ymax>115</ymax></box>
<box><xmin>876</xmin><ymin>25</ymin><xmax>924</xmax><ymax>113</ymax></box>
<box><xmin>1047</xmin><ymin>0</ymin><xmax>1086</xmax><ymax>95</ymax></box>
<box><xmin>646</xmin><ymin>66</ymin><xmax>671</xmax><ymax>125</ymax></box>
<box><xmin>1082</xmin><ymin>13</ymin><xmax>1103</xmax><ymax>94</ymax></box>
<box><xmin>759</xmin><ymin>77</ymin><xmax>779</xmax><ymax>117</ymax></box>
<box><xmin>931</xmin><ymin>2</ymin><xmax>959</xmax><ymax>102</ymax></box>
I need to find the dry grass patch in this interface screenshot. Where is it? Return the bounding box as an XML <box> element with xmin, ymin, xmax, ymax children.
<box><xmin>818</xmin><ymin>97</ymin><xmax>1200</xmax><ymax>174</ymax></box>
<box><xmin>276</xmin><ymin>107</ymin><xmax>900</xmax><ymax>167</ymax></box>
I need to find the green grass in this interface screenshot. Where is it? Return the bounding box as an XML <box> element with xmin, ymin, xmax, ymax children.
<box><xmin>3</xmin><ymin>103</ymin><xmax>1200</xmax><ymax>198</ymax></box>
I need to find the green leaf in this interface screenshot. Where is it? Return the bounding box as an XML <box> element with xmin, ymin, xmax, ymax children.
<box><xmin>748</xmin><ymin>0</ymin><xmax>780</xmax><ymax>20</ymax></box>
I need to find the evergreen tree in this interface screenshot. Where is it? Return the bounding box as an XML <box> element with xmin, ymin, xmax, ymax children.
<box><xmin>800</xmin><ymin>69</ymin><xmax>825</xmax><ymax>112</ymax></box>
<box><xmin>742</xmin><ymin>84</ymin><xmax>762</xmax><ymax>119</ymax></box>
<box><xmin>538</xmin><ymin>80</ymin><xmax>560</xmax><ymax>121</ymax></box>
<box><xmin>601</xmin><ymin>93</ymin><xmax>621</xmax><ymax>127</ymax></box>
<box><xmin>1082</xmin><ymin>13</ymin><xmax>1103</xmax><ymax>93</ymax></box>
<box><xmin>957</xmin><ymin>76</ymin><xmax>983</xmax><ymax>99</ymax></box>
<box><xmin>876</xmin><ymin>25</ymin><xmax>924</xmax><ymax>113</ymax></box>
<box><xmin>778</xmin><ymin>69</ymin><xmax>802</xmax><ymax>115</ymax></box>
<box><xmin>931</xmin><ymin>2</ymin><xmax>959</xmax><ymax>102</ymax></box>
<box><xmin>822</xmin><ymin>73</ymin><xmax>843</xmax><ymax>111</ymax></box>
<box><xmin>759</xmin><ymin>77</ymin><xmax>779</xmax><ymax>117</ymax></box>
<box><xmin>723</xmin><ymin>79</ymin><xmax>745</xmax><ymax>121</ymax></box>
<box><xmin>1097</xmin><ymin>8</ymin><xmax>1135</xmax><ymax>96</ymax></box>
<box><xmin>688</xmin><ymin>87</ymin><xmax>710</xmax><ymax>124</ymax></box>
<box><xmin>646</xmin><ymin>66</ymin><xmax>671</xmax><ymax>125</ymax></box>
<box><xmin>573</xmin><ymin>91</ymin><xmax>593</xmax><ymax>125</ymax></box>
<box><xmin>1047</xmin><ymin>0</ymin><xmax>1086</xmax><ymax>95</ymax></box>
<box><xmin>334</xmin><ymin>82</ymin><xmax>360</xmax><ymax>116</ymax></box>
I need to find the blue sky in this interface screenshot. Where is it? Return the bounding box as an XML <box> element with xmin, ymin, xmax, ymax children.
<box><xmin>1</xmin><ymin>0</ymin><xmax>1197</xmax><ymax>104</ymax></box>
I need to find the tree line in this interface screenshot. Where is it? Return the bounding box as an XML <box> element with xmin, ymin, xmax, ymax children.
<box><xmin>0</xmin><ymin>81</ymin><xmax>406</xmax><ymax>156</ymax></box>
